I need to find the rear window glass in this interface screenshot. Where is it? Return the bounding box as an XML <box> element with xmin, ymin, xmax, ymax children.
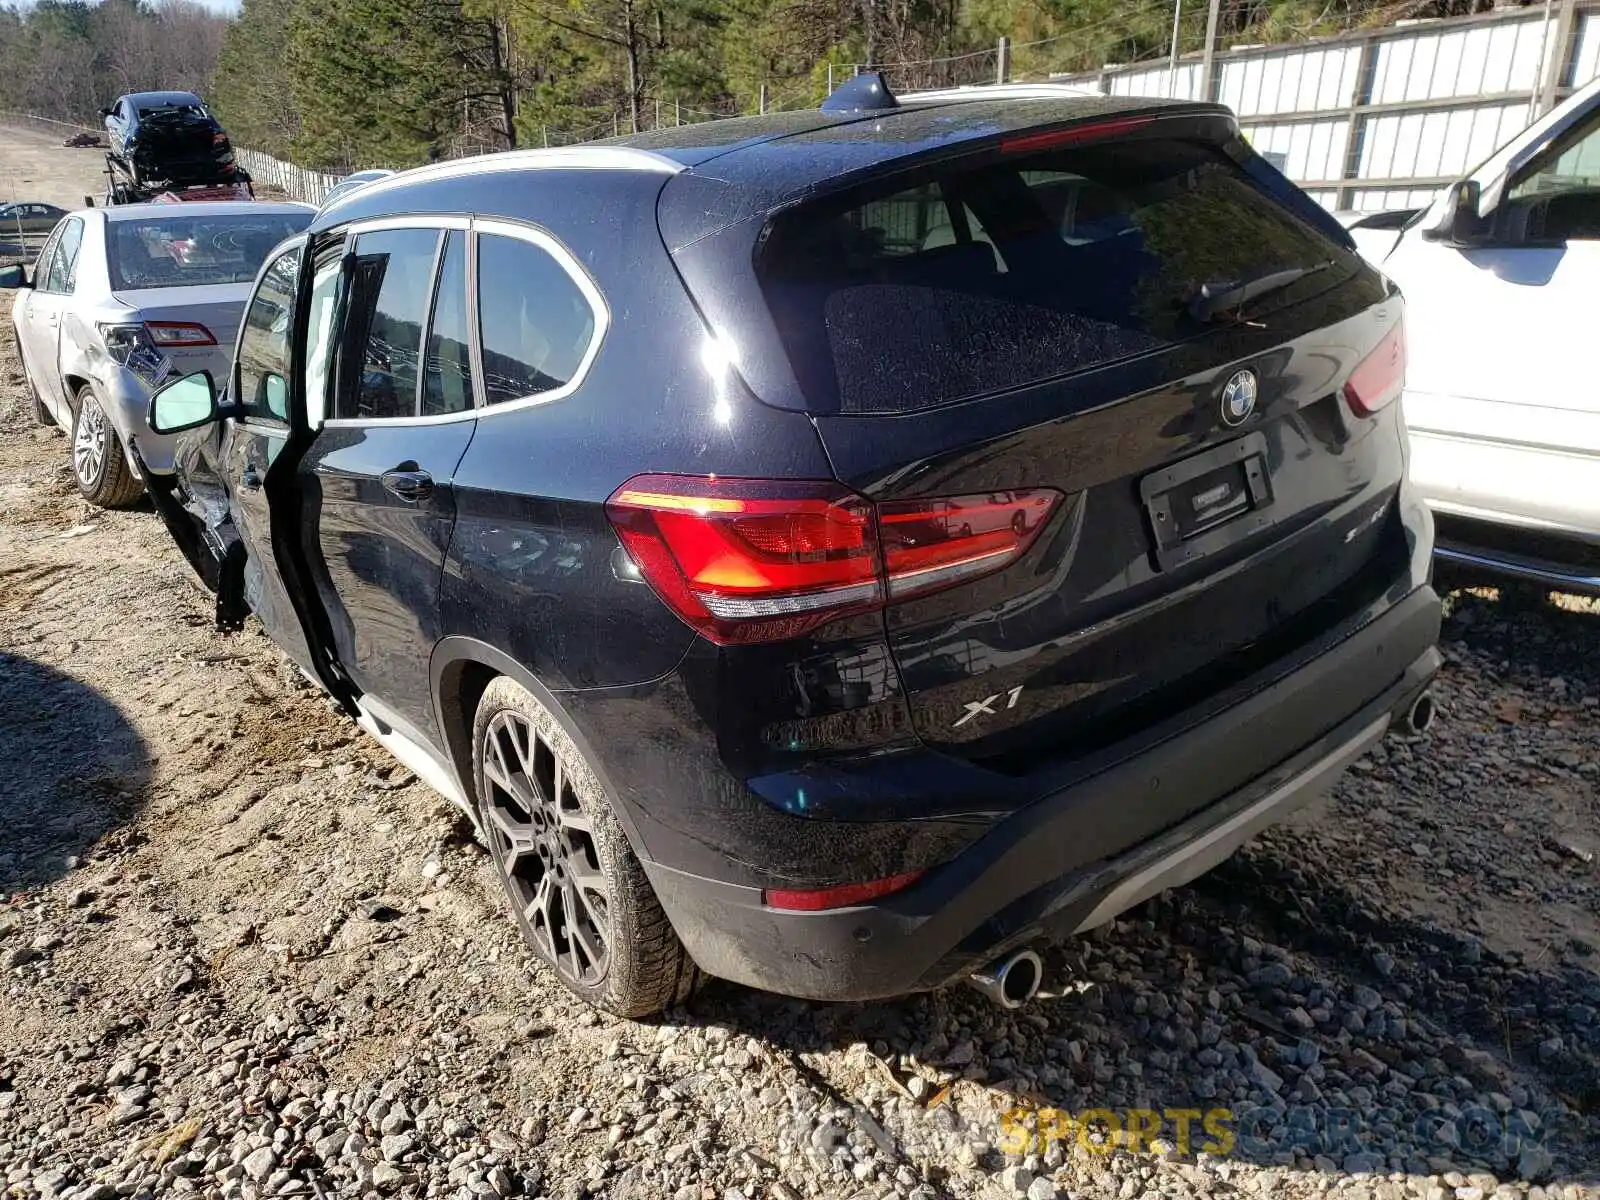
<box><xmin>758</xmin><ymin>138</ymin><xmax>1361</xmax><ymax>415</ymax></box>
<box><xmin>107</xmin><ymin>213</ymin><xmax>311</xmax><ymax>290</ymax></box>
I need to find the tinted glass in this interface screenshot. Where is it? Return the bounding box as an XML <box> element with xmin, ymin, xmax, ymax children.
<box><xmin>106</xmin><ymin>213</ymin><xmax>311</xmax><ymax>290</ymax></box>
<box><xmin>759</xmin><ymin>139</ymin><xmax>1360</xmax><ymax>415</ymax></box>
<box><xmin>477</xmin><ymin>232</ymin><xmax>595</xmax><ymax>406</ymax></box>
<box><xmin>1508</xmin><ymin>111</ymin><xmax>1600</xmax><ymax>240</ymax></box>
<box><xmin>237</xmin><ymin>247</ymin><xmax>301</xmax><ymax>422</ymax></box>
<box><xmin>422</xmin><ymin>231</ymin><xmax>474</xmax><ymax>416</ymax></box>
<box><xmin>339</xmin><ymin>228</ymin><xmax>441</xmax><ymax>421</ymax></box>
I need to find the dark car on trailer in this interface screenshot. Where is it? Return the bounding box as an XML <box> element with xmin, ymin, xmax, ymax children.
<box><xmin>137</xmin><ymin>77</ymin><xmax>1441</xmax><ymax>1017</ymax></box>
<box><xmin>102</xmin><ymin>91</ymin><xmax>237</xmax><ymax>190</ymax></box>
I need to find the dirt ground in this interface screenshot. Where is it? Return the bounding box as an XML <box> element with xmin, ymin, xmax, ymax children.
<box><xmin>0</xmin><ymin>122</ymin><xmax>1597</xmax><ymax>1200</ymax></box>
<box><xmin>0</xmin><ymin>123</ymin><xmax>107</xmax><ymax>263</ymax></box>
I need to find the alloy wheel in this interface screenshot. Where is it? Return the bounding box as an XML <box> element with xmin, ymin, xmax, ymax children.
<box><xmin>479</xmin><ymin>709</ymin><xmax>611</xmax><ymax>987</ymax></box>
<box><xmin>73</xmin><ymin>398</ymin><xmax>107</xmax><ymax>487</ymax></box>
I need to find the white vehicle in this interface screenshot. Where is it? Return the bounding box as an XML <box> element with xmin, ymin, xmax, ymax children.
<box><xmin>1364</xmin><ymin>77</ymin><xmax>1600</xmax><ymax>595</ymax></box>
<box><xmin>1</xmin><ymin>201</ymin><xmax>312</xmax><ymax>506</ymax></box>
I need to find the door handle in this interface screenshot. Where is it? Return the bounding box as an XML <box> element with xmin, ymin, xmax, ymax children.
<box><xmin>239</xmin><ymin>466</ymin><xmax>263</xmax><ymax>492</ymax></box>
<box><xmin>381</xmin><ymin>467</ymin><xmax>434</xmax><ymax>502</ymax></box>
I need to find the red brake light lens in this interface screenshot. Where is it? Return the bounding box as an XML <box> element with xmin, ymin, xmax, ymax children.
<box><xmin>1343</xmin><ymin>321</ymin><xmax>1405</xmax><ymax>417</ymax></box>
<box><xmin>606</xmin><ymin>475</ymin><xmax>1060</xmax><ymax>645</ymax></box>
<box><xmin>879</xmin><ymin>491</ymin><xmax>1058</xmax><ymax>600</ymax></box>
<box><xmin>606</xmin><ymin>476</ymin><xmax>882</xmax><ymax>645</ymax></box>
<box><xmin>763</xmin><ymin>870</ymin><xmax>924</xmax><ymax>911</ymax></box>
<box><xmin>1001</xmin><ymin>116</ymin><xmax>1155</xmax><ymax>155</ymax></box>
<box><xmin>146</xmin><ymin>321</ymin><xmax>216</xmax><ymax>347</ymax></box>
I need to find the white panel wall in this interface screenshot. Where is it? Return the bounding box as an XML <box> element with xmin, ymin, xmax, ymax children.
<box><xmin>1344</xmin><ymin>185</ymin><xmax>1447</xmax><ymax>212</ymax></box>
<box><xmin>1241</xmin><ymin>120</ymin><xmax>1351</xmax><ymax>182</ymax></box>
<box><xmin>1218</xmin><ymin>46</ymin><xmax>1362</xmax><ymax>117</ymax></box>
<box><xmin>1358</xmin><ymin>101</ymin><xmax>1530</xmax><ymax>181</ymax></box>
<box><xmin>1106</xmin><ymin>61</ymin><xmax>1203</xmax><ymax>101</ymax></box>
<box><xmin>1369</xmin><ymin>17</ymin><xmax>1551</xmax><ymax>102</ymax></box>
<box><xmin>1072</xmin><ymin>8</ymin><xmax>1598</xmax><ymax>211</ymax></box>
<box><xmin>1572</xmin><ymin>12</ymin><xmax>1600</xmax><ymax>86</ymax></box>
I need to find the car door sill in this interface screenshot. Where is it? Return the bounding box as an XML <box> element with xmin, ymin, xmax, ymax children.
<box><xmin>355</xmin><ymin>696</ymin><xmax>471</xmax><ymax>814</ymax></box>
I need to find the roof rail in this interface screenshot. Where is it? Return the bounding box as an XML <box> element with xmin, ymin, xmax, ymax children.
<box><xmin>900</xmin><ymin>82</ymin><xmax>1103</xmax><ymax>104</ymax></box>
<box><xmin>820</xmin><ymin>71</ymin><xmax>898</xmax><ymax>114</ymax></box>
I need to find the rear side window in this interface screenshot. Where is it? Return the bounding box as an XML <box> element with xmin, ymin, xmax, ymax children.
<box><xmin>422</xmin><ymin>231</ymin><xmax>474</xmax><ymax>416</ymax></box>
<box><xmin>339</xmin><ymin>228</ymin><xmax>440</xmax><ymax>420</ymax></box>
<box><xmin>759</xmin><ymin>138</ymin><xmax>1362</xmax><ymax>415</ymax></box>
<box><xmin>477</xmin><ymin>231</ymin><xmax>597</xmax><ymax>406</ymax></box>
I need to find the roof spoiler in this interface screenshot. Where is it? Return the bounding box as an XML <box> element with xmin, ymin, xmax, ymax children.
<box><xmin>821</xmin><ymin>72</ymin><xmax>898</xmax><ymax>115</ymax></box>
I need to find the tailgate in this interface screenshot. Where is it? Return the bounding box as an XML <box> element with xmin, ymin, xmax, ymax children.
<box><xmin>665</xmin><ymin>109</ymin><xmax>1408</xmax><ymax>774</ymax></box>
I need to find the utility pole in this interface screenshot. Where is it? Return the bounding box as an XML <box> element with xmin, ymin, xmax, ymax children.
<box><xmin>996</xmin><ymin>36</ymin><xmax>1010</xmax><ymax>85</ymax></box>
<box><xmin>1168</xmin><ymin>0</ymin><xmax>1183</xmax><ymax>98</ymax></box>
<box><xmin>1200</xmin><ymin>0</ymin><xmax>1222</xmax><ymax>100</ymax></box>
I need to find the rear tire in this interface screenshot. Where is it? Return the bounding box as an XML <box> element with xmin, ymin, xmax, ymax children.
<box><xmin>70</xmin><ymin>386</ymin><xmax>143</xmax><ymax>509</ymax></box>
<box><xmin>471</xmin><ymin>676</ymin><xmax>700</xmax><ymax>1017</ymax></box>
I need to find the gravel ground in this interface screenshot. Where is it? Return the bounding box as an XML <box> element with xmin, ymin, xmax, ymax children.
<box><xmin>0</xmin><ymin>134</ymin><xmax>1597</xmax><ymax>1198</ymax></box>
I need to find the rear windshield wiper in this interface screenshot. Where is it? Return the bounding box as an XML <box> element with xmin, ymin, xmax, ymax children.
<box><xmin>1187</xmin><ymin>259</ymin><xmax>1336</xmax><ymax>324</ymax></box>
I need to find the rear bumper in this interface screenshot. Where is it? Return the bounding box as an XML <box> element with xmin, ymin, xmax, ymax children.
<box><xmin>645</xmin><ymin>585</ymin><xmax>1440</xmax><ymax>1001</ymax></box>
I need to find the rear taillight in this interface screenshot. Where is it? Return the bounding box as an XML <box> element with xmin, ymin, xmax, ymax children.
<box><xmin>879</xmin><ymin>492</ymin><xmax>1058</xmax><ymax>599</ymax></box>
<box><xmin>1343</xmin><ymin>322</ymin><xmax>1405</xmax><ymax>417</ymax></box>
<box><xmin>606</xmin><ymin>474</ymin><xmax>1059</xmax><ymax>645</ymax></box>
<box><xmin>146</xmin><ymin>321</ymin><xmax>217</xmax><ymax>347</ymax></box>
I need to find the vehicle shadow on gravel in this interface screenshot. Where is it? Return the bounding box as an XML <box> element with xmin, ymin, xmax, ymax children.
<box><xmin>0</xmin><ymin>651</ymin><xmax>151</xmax><ymax>892</ymax></box>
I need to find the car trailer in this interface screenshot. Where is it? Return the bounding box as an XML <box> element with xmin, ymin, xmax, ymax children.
<box><xmin>98</xmin><ymin>153</ymin><xmax>254</xmax><ymax>206</ymax></box>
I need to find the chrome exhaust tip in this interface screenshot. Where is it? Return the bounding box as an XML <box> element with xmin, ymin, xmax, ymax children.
<box><xmin>1399</xmin><ymin>690</ymin><xmax>1436</xmax><ymax>736</ymax></box>
<box><xmin>969</xmin><ymin>948</ymin><xmax>1044</xmax><ymax>1009</ymax></box>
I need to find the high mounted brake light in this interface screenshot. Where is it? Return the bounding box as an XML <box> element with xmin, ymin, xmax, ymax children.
<box><xmin>606</xmin><ymin>475</ymin><xmax>1059</xmax><ymax>644</ymax></box>
<box><xmin>1000</xmin><ymin>116</ymin><xmax>1156</xmax><ymax>155</ymax></box>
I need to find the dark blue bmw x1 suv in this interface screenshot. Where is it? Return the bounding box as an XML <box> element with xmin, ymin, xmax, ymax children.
<box><xmin>137</xmin><ymin>77</ymin><xmax>1440</xmax><ymax>1016</ymax></box>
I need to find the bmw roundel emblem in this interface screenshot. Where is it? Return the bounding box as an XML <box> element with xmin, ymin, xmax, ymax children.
<box><xmin>1220</xmin><ymin>369</ymin><xmax>1259</xmax><ymax>427</ymax></box>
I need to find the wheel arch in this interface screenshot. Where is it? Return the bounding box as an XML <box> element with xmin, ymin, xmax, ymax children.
<box><xmin>429</xmin><ymin>637</ymin><xmax>652</xmax><ymax>859</ymax></box>
<box><xmin>63</xmin><ymin>373</ymin><xmax>93</xmax><ymax>415</ymax></box>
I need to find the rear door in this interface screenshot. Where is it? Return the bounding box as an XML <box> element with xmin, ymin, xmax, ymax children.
<box><xmin>294</xmin><ymin>220</ymin><xmax>478</xmax><ymax>748</ymax></box>
<box><xmin>16</xmin><ymin>217</ymin><xmax>84</xmax><ymax>418</ymax></box>
<box><xmin>14</xmin><ymin>223</ymin><xmax>66</xmax><ymax>405</ymax></box>
<box><xmin>748</xmin><ymin>123</ymin><xmax>1403</xmax><ymax>771</ymax></box>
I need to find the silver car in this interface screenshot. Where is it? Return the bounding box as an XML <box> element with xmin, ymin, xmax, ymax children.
<box><xmin>1</xmin><ymin>201</ymin><xmax>313</xmax><ymax>506</ymax></box>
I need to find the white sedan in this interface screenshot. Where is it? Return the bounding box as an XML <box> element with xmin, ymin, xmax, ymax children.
<box><xmin>1364</xmin><ymin>76</ymin><xmax>1600</xmax><ymax>595</ymax></box>
<box><xmin>1</xmin><ymin>201</ymin><xmax>312</xmax><ymax>507</ymax></box>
